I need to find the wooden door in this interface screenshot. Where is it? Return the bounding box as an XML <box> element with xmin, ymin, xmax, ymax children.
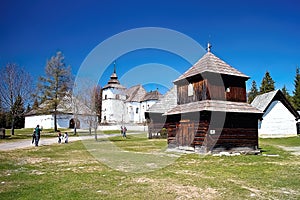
<box><xmin>176</xmin><ymin>121</ymin><xmax>194</xmax><ymax>147</ymax></box>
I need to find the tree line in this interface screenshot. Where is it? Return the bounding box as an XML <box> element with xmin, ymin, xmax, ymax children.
<box><xmin>247</xmin><ymin>68</ymin><xmax>299</xmax><ymax>109</ymax></box>
<box><xmin>0</xmin><ymin>50</ymin><xmax>298</xmax><ymax>134</ymax></box>
<box><xmin>0</xmin><ymin>51</ymin><xmax>101</xmax><ymax>135</ymax></box>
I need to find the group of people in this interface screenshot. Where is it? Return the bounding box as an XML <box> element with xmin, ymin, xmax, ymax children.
<box><xmin>57</xmin><ymin>131</ymin><xmax>69</xmax><ymax>144</ymax></box>
<box><xmin>31</xmin><ymin>125</ymin><xmax>69</xmax><ymax>146</ymax></box>
<box><xmin>120</xmin><ymin>126</ymin><xmax>127</xmax><ymax>138</ymax></box>
<box><xmin>32</xmin><ymin>124</ymin><xmax>129</xmax><ymax>146</ymax></box>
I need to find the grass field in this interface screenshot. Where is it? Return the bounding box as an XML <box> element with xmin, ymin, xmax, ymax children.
<box><xmin>0</xmin><ymin>133</ymin><xmax>299</xmax><ymax>199</ymax></box>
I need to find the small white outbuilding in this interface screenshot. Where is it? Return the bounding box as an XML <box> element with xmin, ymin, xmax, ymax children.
<box><xmin>25</xmin><ymin>95</ymin><xmax>94</xmax><ymax>129</ymax></box>
<box><xmin>251</xmin><ymin>90</ymin><xmax>300</xmax><ymax>138</ymax></box>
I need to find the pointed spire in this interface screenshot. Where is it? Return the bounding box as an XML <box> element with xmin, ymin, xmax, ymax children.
<box><xmin>207</xmin><ymin>42</ymin><xmax>212</xmax><ymax>52</ymax></box>
<box><xmin>107</xmin><ymin>61</ymin><xmax>119</xmax><ymax>84</ymax></box>
<box><xmin>113</xmin><ymin>61</ymin><xmax>116</xmax><ymax>73</ymax></box>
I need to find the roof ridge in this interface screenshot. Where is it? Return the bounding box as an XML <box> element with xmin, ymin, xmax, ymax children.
<box><xmin>174</xmin><ymin>51</ymin><xmax>249</xmax><ymax>83</ymax></box>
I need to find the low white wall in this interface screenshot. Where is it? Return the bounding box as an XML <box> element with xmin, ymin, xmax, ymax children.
<box><xmin>98</xmin><ymin>125</ymin><xmax>148</xmax><ymax>132</ymax></box>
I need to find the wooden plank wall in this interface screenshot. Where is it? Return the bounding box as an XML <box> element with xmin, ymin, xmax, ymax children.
<box><xmin>166</xmin><ymin>113</ymin><xmax>259</xmax><ymax>151</ymax></box>
<box><xmin>176</xmin><ymin>76</ymin><xmax>247</xmax><ymax>104</ymax></box>
<box><xmin>177</xmin><ymin>80</ymin><xmax>209</xmax><ymax>104</ymax></box>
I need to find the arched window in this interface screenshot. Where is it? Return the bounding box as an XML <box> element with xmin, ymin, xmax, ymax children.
<box><xmin>136</xmin><ymin>108</ymin><xmax>139</xmax><ymax>114</ymax></box>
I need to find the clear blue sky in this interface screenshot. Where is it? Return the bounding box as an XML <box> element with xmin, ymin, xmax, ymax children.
<box><xmin>1</xmin><ymin>0</ymin><xmax>299</xmax><ymax>94</ymax></box>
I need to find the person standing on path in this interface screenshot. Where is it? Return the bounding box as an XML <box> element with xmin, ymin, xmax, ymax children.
<box><xmin>34</xmin><ymin>125</ymin><xmax>42</xmax><ymax>146</ymax></box>
<box><xmin>64</xmin><ymin>132</ymin><xmax>68</xmax><ymax>143</ymax></box>
<box><xmin>57</xmin><ymin>130</ymin><xmax>62</xmax><ymax>143</ymax></box>
<box><xmin>123</xmin><ymin>126</ymin><xmax>127</xmax><ymax>138</ymax></box>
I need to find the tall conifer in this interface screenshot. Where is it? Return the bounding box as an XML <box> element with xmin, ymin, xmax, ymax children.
<box><xmin>248</xmin><ymin>80</ymin><xmax>259</xmax><ymax>103</ymax></box>
<box><xmin>259</xmin><ymin>71</ymin><xmax>275</xmax><ymax>94</ymax></box>
<box><xmin>38</xmin><ymin>51</ymin><xmax>73</xmax><ymax>131</ymax></box>
<box><xmin>293</xmin><ymin>66</ymin><xmax>300</xmax><ymax>110</ymax></box>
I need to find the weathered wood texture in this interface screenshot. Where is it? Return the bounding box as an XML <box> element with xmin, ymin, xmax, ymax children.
<box><xmin>146</xmin><ymin>113</ymin><xmax>180</xmax><ymax>139</ymax></box>
<box><xmin>176</xmin><ymin>75</ymin><xmax>247</xmax><ymax>105</ymax></box>
<box><xmin>166</xmin><ymin>112</ymin><xmax>259</xmax><ymax>151</ymax></box>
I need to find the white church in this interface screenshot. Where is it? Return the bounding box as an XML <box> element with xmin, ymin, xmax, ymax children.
<box><xmin>101</xmin><ymin>67</ymin><xmax>161</xmax><ymax>124</ymax></box>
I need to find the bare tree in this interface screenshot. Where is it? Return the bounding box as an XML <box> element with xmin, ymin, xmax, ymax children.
<box><xmin>0</xmin><ymin>63</ymin><xmax>33</xmax><ymax>135</ymax></box>
<box><xmin>72</xmin><ymin>79</ymin><xmax>100</xmax><ymax>140</ymax></box>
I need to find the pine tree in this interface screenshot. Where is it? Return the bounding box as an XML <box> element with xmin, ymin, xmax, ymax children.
<box><xmin>26</xmin><ymin>104</ymin><xmax>31</xmax><ymax>113</ymax></box>
<box><xmin>32</xmin><ymin>98</ymin><xmax>39</xmax><ymax>110</ymax></box>
<box><xmin>38</xmin><ymin>51</ymin><xmax>73</xmax><ymax>131</ymax></box>
<box><xmin>248</xmin><ymin>80</ymin><xmax>259</xmax><ymax>103</ymax></box>
<box><xmin>259</xmin><ymin>71</ymin><xmax>275</xmax><ymax>94</ymax></box>
<box><xmin>293</xmin><ymin>66</ymin><xmax>300</xmax><ymax>110</ymax></box>
<box><xmin>282</xmin><ymin>85</ymin><xmax>293</xmax><ymax>105</ymax></box>
<box><xmin>12</xmin><ymin>95</ymin><xmax>25</xmax><ymax>128</ymax></box>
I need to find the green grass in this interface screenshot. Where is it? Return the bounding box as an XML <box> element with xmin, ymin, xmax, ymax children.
<box><xmin>0</xmin><ymin>135</ymin><xmax>300</xmax><ymax>199</ymax></box>
<box><xmin>260</xmin><ymin>136</ymin><xmax>300</xmax><ymax>147</ymax></box>
<box><xmin>108</xmin><ymin>134</ymin><xmax>167</xmax><ymax>152</ymax></box>
<box><xmin>98</xmin><ymin>130</ymin><xmax>139</xmax><ymax>135</ymax></box>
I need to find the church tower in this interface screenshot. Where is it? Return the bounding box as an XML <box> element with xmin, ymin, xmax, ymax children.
<box><xmin>101</xmin><ymin>63</ymin><xmax>127</xmax><ymax>124</ymax></box>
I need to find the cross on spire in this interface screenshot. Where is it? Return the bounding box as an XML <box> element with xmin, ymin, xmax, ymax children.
<box><xmin>113</xmin><ymin>61</ymin><xmax>116</xmax><ymax>73</ymax></box>
<box><xmin>207</xmin><ymin>42</ymin><xmax>212</xmax><ymax>52</ymax></box>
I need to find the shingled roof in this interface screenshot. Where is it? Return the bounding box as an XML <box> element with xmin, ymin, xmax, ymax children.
<box><xmin>165</xmin><ymin>100</ymin><xmax>263</xmax><ymax>115</ymax></box>
<box><xmin>174</xmin><ymin>52</ymin><xmax>249</xmax><ymax>83</ymax></box>
<box><xmin>25</xmin><ymin>95</ymin><xmax>94</xmax><ymax>116</ymax></box>
<box><xmin>142</xmin><ymin>90</ymin><xmax>162</xmax><ymax>102</ymax></box>
<box><xmin>251</xmin><ymin>90</ymin><xmax>300</xmax><ymax>119</ymax></box>
<box><xmin>147</xmin><ymin>86</ymin><xmax>177</xmax><ymax>114</ymax></box>
<box><xmin>125</xmin><ymin>85</ymin><xmax>146</xmax><ymax>102</ymax></box>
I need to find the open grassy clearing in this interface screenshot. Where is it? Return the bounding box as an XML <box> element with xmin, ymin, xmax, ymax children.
<box><xmin>0</xmin><ymin>135</ymin><xmax>299</xmax><ymax>199</ymax></box>
<box><xmin>260</xmin><ymin>136</ymin><xmax>300</xmax><ymax>147</ymax></box>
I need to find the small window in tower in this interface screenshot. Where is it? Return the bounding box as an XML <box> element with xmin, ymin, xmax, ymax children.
<box><xmin>104</xmin><ymin>95</ymin><xmax>107</xmax><ymax>100</ymax></box>
<box><xmin>116</xmin><ymin>94</ymin><xmax>120</xmax><ymax>99</ymax></box>
<box><xmin>136</xmin><ymin>108</ymin><xmax>139</xmax><ymax>114</ymax></box>
<box><xmin>188</xmin><ymin>83</ymin><xmax>194</xmax><ymax>96</ymax></box>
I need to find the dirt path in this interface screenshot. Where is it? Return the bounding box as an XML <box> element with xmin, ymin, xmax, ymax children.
<box><xmin>278</xmin><ymin>146</ymin><xmax>300</xmax><ymax>156</ymax></box>
<box><xmin>0</xmin><ymin>133</ymin><xmax>133</xmax><ymax>151</ymax></box>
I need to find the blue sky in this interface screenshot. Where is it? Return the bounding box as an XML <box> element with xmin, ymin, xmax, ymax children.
<box><xmin>1</xmin><ymin>0</ymin><xmax>299</xmax><ymax>94</ymax></box>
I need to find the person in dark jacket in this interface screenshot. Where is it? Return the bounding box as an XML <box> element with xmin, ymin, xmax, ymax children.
<box><xmin>32</xmin><ymin>131</ymin><xmax>35</xmax><ymax>144</ymax></box>
<box><xmin>57</xmin><ymin>130</ymin><xmax>62</xmax><ymax>143</ymax></box>
<box><xmin>122</xmin><ymin>126</ymin><xmax>127</xmax><ymax>138</ymax></box>
<box><xmin>34</xmin><ymin>125</ymin><xmax>42</xmax><ymax>146</ymax></box>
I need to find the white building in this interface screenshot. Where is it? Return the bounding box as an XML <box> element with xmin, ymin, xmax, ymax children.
<box><xmin>25</xmin><ymin>95</ymin><xmax>94</xmax><ymax>129</ymax></box>
<box><xmin>101</xmin><ymin>68</ymin><xmax>161</xmax><ymax>124</ymax></box>
<box><xmin>251</xmin><ymin>90</ymin><xmax>300</xmax><ymax>138</ymax></box>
